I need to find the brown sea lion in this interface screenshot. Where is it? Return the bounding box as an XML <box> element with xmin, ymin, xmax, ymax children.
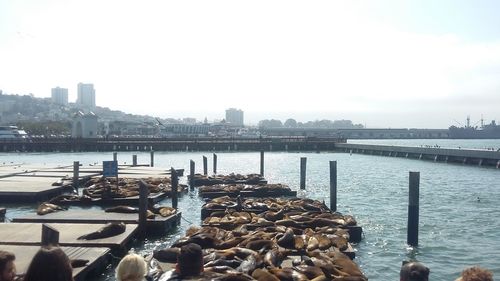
<box><xmin>277</xmin><ymin>228</ymin><xmax>295</xmax><ymax>248</ymax></box>
<box><xmin>252</xmin><ymin>268</ymin><xmax>280</xmax><ymax>281</ymax></box>
<box><xmin>236</xmin><ymin>252</ymin><xmax>262</xmax><ymax>275</ymax></box>
<box><xmin>263</xmin><ymin>248</ymin><xmax>289</xmax><ymax>268</ymax></box>
<box><xmin>77</xmin><ymin>222</ymin><xmax>126</xmax><ymax>240</ymax></box>
<box><xmin>37</xmin><ymin>202</ymin><xmax>67</xmax><ymax>215</ymax></box>
<box><xmin>268</xmin><ymin>268</ymin><xmax>309</xmax><ymax>281</ymax></box>
<box><xmin>158</xmin><ymin>207</ymin><xmax>176</xmax><ymax>217</ymax></box>
<box><xmin>293</xmin><ymin>265</ymin><xmax>325</xmax><ymax>280</ymax></box>
<box><xmin>104</xmin><ymin>206</ymin><xmax>138</xmax><ymax>213</ymax></box>
<box><xmin>153</xmin><ymin>247</ymin><xmax>180</xmax><ymax>263</ymax></box>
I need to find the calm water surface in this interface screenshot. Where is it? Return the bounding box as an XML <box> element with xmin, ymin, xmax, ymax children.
<box><xmin>1</xmin><ymin>140</ymin><xmax>499</xmax><ymax>280</ymax></box>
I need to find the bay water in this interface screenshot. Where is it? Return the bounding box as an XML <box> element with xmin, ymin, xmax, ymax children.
<box><xmin>1</xmin><ymin>139</ymin><xmax>499</xmax><ymax>280</ymax></box>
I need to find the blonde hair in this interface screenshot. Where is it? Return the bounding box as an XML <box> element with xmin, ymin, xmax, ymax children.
<box><xmin>115</xmin><ymin>254</ymin><xmax>148</xmax><ymax>281</ymax></box>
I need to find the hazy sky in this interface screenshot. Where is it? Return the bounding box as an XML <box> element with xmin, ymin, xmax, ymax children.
<box><xmin>1</xmin><ymin>0</ymin><xmax>500</xmax><ymax>128</ymax></box>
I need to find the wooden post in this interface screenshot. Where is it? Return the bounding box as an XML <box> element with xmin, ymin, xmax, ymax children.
<box><xmin>189</xmin><ymin>160</ymin><xmax>195</xmax><ymax>191</ymax></box>
<box><xmin>73</xmin><ymin>161</ymin><xmax>79</xmax><ymax>190</ymax></box>
<box><xmin>260</xmin><ymin>150</ymin><xmax>264</xmax><ymax>176</ymax></box>
<box><xmin>150</xmin><ymin>151</ymin><xmax>154</xmax><ymax>167</ymax></box>
<box><xmin>213</xmin><ymin>153</ymin><xmax>217</xmax><ymax>174</ymax></box>
<box><xmin>0</xmin><ymin>208</ymin><xmax>6</xmax><ymax>223</ymax></box>
<box><xmin>203</xmin><ymin>156</ymin><xmax>208</xmax><ymax>175</ymax></box>
<box><xmin>407</xmin><ymin>171</ymin><xmax>420</xmax><ymax>247</ymax></box>
<box><xmin>330</xmin><ymin>161</ymin><xmax>337</xmax><ymax>212</ymax></box>
<box><xmin>138</xmin><ymin>180</ymin><xmax>149</xmax><ymax>235</ymax></box>
<box><xmin>41</xmin><ymin>224</ymin><xmax>59</xmax><ymax>246</ymax></box>
<box><xmin>170</xmin><ymin>168</ymin><xmax>178</xmax><ymax>210</ymax></box>
<box><xmin>132</xmin><ymin>155</ymin><xmax>137</xmax><ymax>166</ymax></box>
<box><xmin>300</xmin><ymin>157</ymin><xmax>307</xmax><ymax>190</ymax></box>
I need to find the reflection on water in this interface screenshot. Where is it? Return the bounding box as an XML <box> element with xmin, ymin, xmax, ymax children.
<box><xmin>1</xmin><ymin>147</ymin><xmax>499</xmax><ymax>280</ymax></box>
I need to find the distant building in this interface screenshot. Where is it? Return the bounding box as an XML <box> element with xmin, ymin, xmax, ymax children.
<box><xmin>77</xmin><ymin>83</ymin><xmax>96</xmax><ymax>108</ymax></box>
<box><xmin>225</xmin><ymin>108</ymin><xmax>244</xmax><ymax>126</ymax></box>
<box><xmin>51</xmin><ymin>87</ymin><xmax>68</xmax><ymax>105</ymax></box>
<box><xmin>72</xmin><ymin>111</ymin><xmax>98</xmax><ymax>138</ymax></box>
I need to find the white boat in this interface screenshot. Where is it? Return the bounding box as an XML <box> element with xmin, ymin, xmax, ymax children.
<box><xmin>0</xmin><ymin>126</ymin><xmax>29</xmax><ymax>139</ymax></box>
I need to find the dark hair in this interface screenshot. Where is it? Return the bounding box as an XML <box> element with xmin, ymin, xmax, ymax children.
<box><xmin>0</xmin><ymin>251</ymin><xmax>15</xmax><ymax>274</ymax></box>
<box><xmin>400</xmin><ymin>261</ymin><xmax>429</xmax><ymax>281</ymax></box>
<box><xmin>460</xmin><ymin>266</ymin><xmax>493</xmax><ymax>281</ymax></box>
<box><xmin>23</xmin><ymin>246</ymin><xmax>73</xmax><ymax>281</ymax></box>
<box><xmin>178</xmin><ymin>243</ymin><xmax>203</xmax><ymax>276</ymax></box>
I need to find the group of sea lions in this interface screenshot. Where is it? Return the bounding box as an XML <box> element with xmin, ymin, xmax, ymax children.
<box><xmin>189</xmin><ymin>173</ymin><xmax>265</xmax><ymax>187</ymax></box>
<box><xmin>199</xmin><ymin>184</ymin><xmax>292</xmax><ymax>195</ymax></box>
<box><xmin>104</xmin><ymin>205</ymin><xmax>177</xmax><ymax>219</ymax></box>
<box><xmin>82</xmin><ymin>176</ymin><xmax>187</xmax><ymax>199</ymax></box>
<box><xmin>150</xmin><ymin>197</ymin><xmax>366</xmax><ymax>281</ymax></box>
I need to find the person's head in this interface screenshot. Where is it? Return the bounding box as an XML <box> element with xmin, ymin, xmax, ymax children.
<box><xmin>176</xmin><ymin>243</ymin><xmax>203</xmax><ymax>277</ymax></box>
<box><xmin>400</xmin><ymin>261</ymin><xmax>429</xmax><ymax>281</ymax></box>
<box><xmin>0</xmin><ymin>251</ymin><xmax>16</xmax><ymax>281</ymax></box>
<box><xmin>455</xmin><ymin>266</ymin><xmax>493</xmax><ymax>281</ymax></box>
<box><xmin>115</xmin><ymin>254</ymin><xmax>148</xmax><ymax>281</ymax></box>
<box><xmin>24</xmin><ymin>246</ymin><xmax>73</xmax><ymax>281</ymax></box>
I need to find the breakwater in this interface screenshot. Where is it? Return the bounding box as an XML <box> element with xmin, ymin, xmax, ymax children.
<box><xmin>1</xmin><ymin>137</ymin><xmax>345</xmax><ymax>152</ymax></box>
<box><xmin>336</xmin><ymin>143</ymin><xmax>500</xmax><ymax>168</ymax></box>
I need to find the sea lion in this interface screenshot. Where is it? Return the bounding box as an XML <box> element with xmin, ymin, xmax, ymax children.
<box><xmin>153</xmin><ymin>247</ymin><xmax>180</xmax><ymax>263</ymax></box>
<box><xmin>293</xmin><ymin>265</ymin><xmax>325</xmax><ymax>280</ymax></box>
<box><xmin>158</xmin><ymin>207</ymin><xmax>176</xmax><ymax>217</ymax></box>
<box><xmin>37</xmin><ymin>202</ymin><xmax>67</xmax><ymax>215</ymax></box>
<box><xmin>104</xmin><ymin>206</ymin><xmax>139</xmax><ymax>213</ymax></box>
<box><xmin>77</xmin><ymin>222</ymin><xmax>126</xmax><ymax>240</ymax></box>
<box><xmin>268</xmin><ymin>268</ymin><xmax>309</xmax><ymax>281</ymax></box>
<box><xmin>70</xmin><ymin>259</ymin><xmax>89</xmax><ymax>268</ymax></box>
<box><xmin>277</xmin><ymin>228</ymin><xmax>295</xmax><ymax>248</ymax></box>
<box><xmin>252</xmin><ymin>268</ymin><xmax>280</xmax><ymax>281</ymax></box>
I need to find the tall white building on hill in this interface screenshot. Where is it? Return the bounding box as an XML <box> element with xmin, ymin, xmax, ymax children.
<box><xmin>51</xmin><ymin>87</ymin><xmax>68</xmax><ymax>105</ymax></box>
<box><xmin>77</xmin><ymin>83</ymin><xmax>96</xmax><ymax>108</ymax></box>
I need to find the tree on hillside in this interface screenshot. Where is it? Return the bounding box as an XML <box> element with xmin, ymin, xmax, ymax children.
<box><xmin>284</xmin><ymin>118</ymin><xmax>297</xmax><ymax>127</ymax></box>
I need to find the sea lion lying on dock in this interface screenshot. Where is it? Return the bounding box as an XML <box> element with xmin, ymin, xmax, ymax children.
<box><xmin>77</xmin><ymin>222</ymin><xmax>126</xmax><ymax>240</ymax></box>
<box><xmin>37</xmin><ymin>202</ymin><xmax>67</xmax><ymax>215</ymax></box>
<box><xmin>105</xmin><ymin>205</ymin><xmax>139</xmax><ymax>213</ymax></box>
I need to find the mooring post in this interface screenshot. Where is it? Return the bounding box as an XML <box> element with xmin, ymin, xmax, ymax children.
<box><xmin>138</xmin><ymin>180</ymin><xmax>149</xmax><ymax>236</ymax></box>
<box><xmin>329</xmin><ymin>161</ymin><xmax>337</xmax><ymax>212</ymax></box>
<box><xmin>213</xmin><ymin>153</ymin><xmax>217</xmax><ymax>174</ymax></box>
<box><xmin>190</xmin><ymin>160</ymin><xmax>195</xmax><ymax>191</ymax></box>
<box><xmin>73</xmin><ymin>161</ymin><xmax>79</xmax><ymax>190</ymax></box>
<box><xmin>203</xmin><ymin>156</ymin><xmax>208</xmax><ymax>175</ymax></box>
<box><xmin>41</xmin><ymin>224</ymin><xmax>59</xmax><ymax>246</ymax></box>
<box><xmin>260</xmin><ymin>150</ymin><xmax>265</xmax><ymax>176</ymax></box>
<box><xmin>150</xmin><ymin>151</ymin><xmax>154</xmax><ymax>167</ymax></box>
<box><xmin>170</xmin><ymin>168</ymin><xmax>178</xmax><ymax>210</ymax></box>
<box><xmin>408</xmin><ymin>171</ymin><xmax>420</xmax><ymax>247</ymax></box>
<box><xmin>496</xmin><ymin>160</ymin><xmax>500</xmax><ymax>169</ymax></box>
<box><xmin>0</xmin><ymin>208</ymin><xmax>6</xmax><ymax>223</ymax></box>
<box><xmin>113</xmin><ymin>152</ymin><xmax>117</xmax><ymax>162</ymax></box>
<box><xmin>300</xmin><ymin>157</ymin><xmax>307</xmax><ymax>190</ymax></box>
<box><xmin>132</xmin><ymin>155</ymin><xmax>138</xmax><ymax>166</ymax></box>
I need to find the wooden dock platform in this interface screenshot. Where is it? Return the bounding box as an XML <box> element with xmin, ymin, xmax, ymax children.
<box><xmin>0</xmin><ymin>176</ymin><xmax>73</xmax><ymax>203</ymax></box>
<box><xmin>12</xmin><ymin>210</ymin><xmax>181</xmax><ymax>235</ymax></box>
<box><xmin>57</xmin><ymin>191</ymin><xmax>169</xmax><ymax>206</ymax></box>
<box><xmin>1</xmin><ymin>245</ymin><xmax>109</xmax><ymax>281</ymax></box>
<box><xmin>199</xmin><ymin>189</ymin><xmax>297</xmax><ymax>198</ymax></box>
<box><xmin>0</xmin><ymin>223</ymin><xmax>138</xmax><ymax>251</ymax></box>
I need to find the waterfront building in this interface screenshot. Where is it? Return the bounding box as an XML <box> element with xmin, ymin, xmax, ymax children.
<box><xmin>225</xmin><ymin>108</ymin><xmax>244</xmax><ymax>126</ymax></box>
<box><xmin>76</xmin><ymin>83</ymin><xmax>96</xmax><ymax>108</ymax></box>
<box><xmin>72</xmin><ymin>111</ymin><xmax>98</xmax><ymax>138</ymax></box>
<box><xmin>51</xmin><ymin>87</ymin><xmax>68</xmax><ymax>105</ymax></box>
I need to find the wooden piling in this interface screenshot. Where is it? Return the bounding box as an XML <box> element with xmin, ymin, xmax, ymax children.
<box><xmin>213</xmin><ymin>153</ymin><xmax>217</xmax><ymax>174</ymax></box>
<box><xmin>260</xmin><ymin>150</ymin><xmax>264</xmax><ymax>176</ymax></box>
<box><xmin>73</xmin><ymin>161</ymin><xmax>79</xmax><ymax>189</ymax></box>
<box><xmin>0</xmin><ymin>208</ymin><xmax>6</xmax><ymax>223</ymax></box>
<box><xmin>150</xmin><ymin>151</ymin><xmax>154</xmax><ymax>167</ymax></box>
<box><xmin>170</xmin><ymin>168</ymin><xmax>178</xmax><ymax>210</ymax></box>
<box><xmin>132</xmin><ymin>155</ymin><xmax>138</xmax><ymax>166</ymax></box>
<box><xmin>407</xmin><ymin>171</ymin><xmax>420</xmax><ymax>247</ymax></box>
<box><xmin>497</xmin><ymin>160</ymin><xmax>500</xmax><ymax>169</ymax></box>
<box><xmin>300</xmin><ymin>157</ymin><xmax>307</xmax><ymax>190</ymax></box>
<box><xmin>41</xmin><ymin>224</ymin><xmax>59</xmax><ymax>246</ymax></box>
<box><xmin>113</xmin><ymin>152</ymin><xmax>117</xmax><ymax>162</ymax></box>
<box><xmin>190</xmin><ymin>160</ymin><xmax>195</xmax><ymax>191</ymax></box>
<box><xmin>138</xmin><ymin>180</ymin><xmax>149</xmax><ymax>236</ymax></box>
<box><xmin>330</xmin><ymin>161</ymin><xmax>337</xmax><ymax>212</ymax></box>
<box><xmin>203</xmin><ymin>156</ymin><xmax>208</xmax><ymax>175</ymax></box>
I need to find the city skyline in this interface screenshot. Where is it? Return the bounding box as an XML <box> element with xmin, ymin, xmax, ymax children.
<box><xmin>1</xmin><ymin>1</ymin><xmax>500</xmax><ymax>128</ymax></box>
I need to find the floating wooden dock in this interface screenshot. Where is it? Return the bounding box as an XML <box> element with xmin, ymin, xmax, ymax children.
<box><xmin>0</xmin><ymin>176</ymin><xmax>73</xmax><ymax>203</ymax></box>
<box><xmin>57</xmin><ymin>192</ymin><xmax>169</xmax><ymax>206</ymax></box>
<box><xmin>336</xmin><ymin>143</ymin><xmax>500</xmax><ymax>168</ymax></box>
<box><xmin>199</xmin><ymin>189</ymin><xmax>297</xmax><ymax>198</ymax></box>
<box><xmin>12</xmin><ymin>210</ymin><xmax>181</xmax><ymax>235</ymax></box>
<box><xmin>1</xmin><ymin>245</ymin><xmax>109</xmax><ymax>281</ymax></box>
<box><xmin>0</xmin><ymin>223</ymin><xmax>138</xmax><ymax>251</ymax></box>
